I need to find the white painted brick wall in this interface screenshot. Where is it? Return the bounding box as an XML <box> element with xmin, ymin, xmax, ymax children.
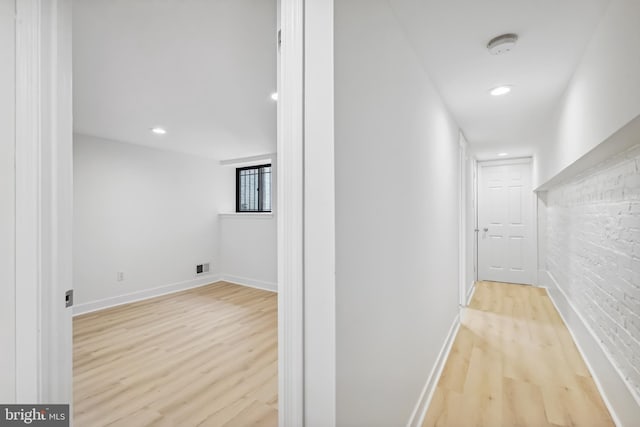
<box><xmin>546</xmin><ymin>144</ymin><xmax>640</xmax><ymax>400</ymax></box>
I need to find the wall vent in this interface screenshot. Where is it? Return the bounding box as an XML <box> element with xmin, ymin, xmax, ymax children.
<box><xmin>196</xmin><ymin>263</ymin><xmax>210</xmax><ymax>275</ymax></box>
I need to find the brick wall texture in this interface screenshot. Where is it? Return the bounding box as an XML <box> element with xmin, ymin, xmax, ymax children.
<box><xmin>546</xmin><ymin>144</ymin><xmax>640</xmax><ymax>400</ymax></box>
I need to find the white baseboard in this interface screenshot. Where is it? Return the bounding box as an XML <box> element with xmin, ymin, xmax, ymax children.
<box><xmin>465</xmin><ymin>281</ymin><xmax>476</xmax><ymax>306</ymax></box>
<box><xmin>542</xmin><ymin>270</ymin><xmax>640</xmax><ymax>427</ymax></box>
<box><xmin>73</xmin><ymin>274</ymin><xmax>221</xmax><ymax>316</ymax></box>
<box><xmin>407</xmin><ymin>312</ymin><xmax>461</xmax><ymax>427</ymax></box>
<box><xmin>219</xmin><ymin>274</ymin><xmax>277</xmax><ymax>293</ymax></box>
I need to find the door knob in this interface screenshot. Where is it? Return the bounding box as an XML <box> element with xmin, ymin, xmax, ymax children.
<box><xmin>483</xmin><ymin>227</ymin><xmax>488</xmax><ymax>232</ymax></box>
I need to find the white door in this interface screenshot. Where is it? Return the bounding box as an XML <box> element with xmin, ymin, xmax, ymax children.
<box><xmin>477</xmin><ymin>159</ymin><xmax>535</xmax><ymax>285</ymax></box>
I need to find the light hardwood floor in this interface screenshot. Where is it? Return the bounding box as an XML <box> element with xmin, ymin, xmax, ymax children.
<box><xmin>73</xmin><ymin>282</ymin><xmax>277</xmax><ymax>427</ymax></box>
<box><xmin>423</xmin><ymin>281</ymin><xmax>615</xmax><ymax>427</ymax></box>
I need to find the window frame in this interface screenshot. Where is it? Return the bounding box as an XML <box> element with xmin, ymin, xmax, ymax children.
<box><xmin>235</xmin><ymin>163</ymin><xmax>272</xmax><ymax>213</ymax></box>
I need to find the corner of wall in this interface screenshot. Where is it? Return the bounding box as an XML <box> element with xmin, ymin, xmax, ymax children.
<box><xmin>219</xmin><ymin>275</ymin><xmax>277</xmax><ymax>293</ymax></box>
<box><xmin>407</xmin><ymin>312</ymin><xmax>461</xmax><ymax>427</ymax></box>
<box><xmin>73</xmin><ymin>274</ymin><xmax>221</xmax><ymax>316</ymax></box>
<box><xmin>543</xmin><ymin>271</ymin><xmax>640</xmax><ymax>427</ymax></box>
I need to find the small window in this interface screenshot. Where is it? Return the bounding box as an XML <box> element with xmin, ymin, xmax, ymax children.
<box><xmin>236</xmin><ymin>164</ymin><xmax>272</xmax><ymax>212</ymax></box>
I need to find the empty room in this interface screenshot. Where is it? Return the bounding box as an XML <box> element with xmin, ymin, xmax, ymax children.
<box><xmin>71</xmin><ymin>1</ymin><xmax>278</xmax><ymax>425</ymax></box>
<box><xmin>3</xmin><ymin>0</ymin><xmax>640</xmax><ymax>426</ymax></box>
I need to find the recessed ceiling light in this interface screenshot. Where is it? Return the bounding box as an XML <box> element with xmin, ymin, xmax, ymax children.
<box><xmin>490</xmin><ymin>86</ymin><xmax>512</xmax><ymax>96</ymax></box>
<box><xmin>498</xmin><ymin>152</ymin><xmax>509</xmax><ymax>157</ymax></box>
<box><xmin>151</xmin><ymin>127</ymin><xmax>167</xmax><ymax>135</ymax></box>
<box><xmin>270</xmin><ymin>92</ymin><xmax>278</xmax><ymax>101</ymax></box>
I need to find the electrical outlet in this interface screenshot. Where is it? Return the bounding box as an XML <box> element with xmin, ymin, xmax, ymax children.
<box><xmin>117</xmin><ymin>272</ymin><xmax>124</xmax><ymax>281</ymax></box>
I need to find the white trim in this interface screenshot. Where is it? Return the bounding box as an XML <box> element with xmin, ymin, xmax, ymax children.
<box><xmin>303</xmin><ymin>0</ymin><xmax>336</xmax><ymax>423</ymax></box>
<box><xmin>278</xmin><ymin>0</ymin><xmax>305</xmax><ymax>424</ymax></box>
<box><xmin>533</xmin><ymin>190</ymin><xmax>539</xmax><ymax>286</ymax></box>
<box><xmin>218</xmin><ymin>212</ymin><xmax>274</xmax><ymax>219</ymax></box>
<box><xmin>458</xmin><ymin>135</ymin><xmax>467</xmax><ymax>306</ymax></box>
<box><xmin>407</xmin><ymin>313</ymin><xmax>461</xmax><ymax>427</ymax></box>
<box><xmin>15</xmin><ymin>0</ymin><xmax>74</xmax><ymax>405</ymax></box>
<box><xmin>465</xmin><ymin>281</ymin><xmax>477</xmax><ymax>306</ymax></box>
<box><xmin>72</xmin><ymin>275</ymin><xmax>221</xmax><ymax>316</ymax></box>
<box><xmin>536</xmin><ymin>115</ymin><xmax>640</xmax><ymax>191</ymax></box>
<box><xmin>477</xmin><ymin>157</ymin><xmax>532</xmax><ymax>167</ymax></box>
<box><xmin>542</xmin><ymin>270</ymin><xmax>640</xmax><ymax>426</ymax></box>
<box><xmin>15</xmin><ymin>0</ymin><xmax>43</xmax><ymax>402</ymax></box>
<box><xmin>219</xmin><ymin>153</ymin><xmax>276</xmax><ymax>167</ymax></box>
<box><xmin>472</xmin><ymin>158</ymin><xmax>478</xmax><ymax>283</ymax></box>
<box><xmin>42</xmin><ymin>0</ymin><xmax>73</xmax><ymax>405</ymax></box>
<box><xmin>0</xmin><ymin>0</ymin><xmax>16</xmax><ymax>402</ymax></box>
<box><xmin>220</xmin><ymin>275</ymin><xmax>277</xmax><ymax>293</ymax></box>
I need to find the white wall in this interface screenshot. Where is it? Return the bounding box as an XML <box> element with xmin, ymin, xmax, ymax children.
<box><xmin>73</xmin><ymin>135</ymin><xmax>221</xmax><ymax>310</ymax></box>
<box><xmin>219</xmin><ymin>214</ymin><xmax>277</xmax><ymax>290</ymax></box>
<box><xmin>535</xmin><ymin>2</ymin><xmax>640</xmax><ymax>420</ymax></box>
<box><xmin>536</xmin><ymin>0</ymin><xmax>640</xmax><ymax>188</ymax></box>
<box><xmin>334</xmin><ymin>1</ymin><xmax>460</xmax><ymax>425</ymax></box>
<box><xmin>0</xmin><ymin>0</ymin><xmax>16</xmax><ymax>403</ymax></box>
<box><xmin>217</xmin><ymin>163</ymin><xmax>277</xmax><ymax>290</ymax></box>
<box><xmin>544</xmin><ymin>145</ymin><xmax>640</xmax><ymax>414</ymax></box>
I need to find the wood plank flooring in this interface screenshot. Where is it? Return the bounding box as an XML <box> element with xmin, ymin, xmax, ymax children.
<box><xmin>423</xmin><ymin>281</ymin><xmax>615</xmax><ymax>427</ymax></box>
<box><xmin>73</xmin><ymin>282</ymin><xmax>278</xmax><ymax>427</ymax></box>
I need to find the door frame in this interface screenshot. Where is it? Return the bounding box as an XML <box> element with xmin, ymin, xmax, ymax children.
<box><xmin>14</xmin><ymin>0</ymin><xmax>74</xmax><ymax>404</ymax></box>
<box><xmin>277</xmin><ymin>0</ymin><xmax>305</xmax><ymax>424</ymax></box>
<box><xmin>280</xmin><ymin>0</ymin><xmax>336</xmax><ymax>423</ymax></box>
<box><xmin>459</xmin><ymin>137</ymin><xmax>478</xmax><ymax>306</ymax></box>
<box><xmin>301</xmin><ymin>0</ymin><xmax>336</xmax><ymax>425</ymax></box>
<box><xmin>475</xmin><ymin>157</ymin><xmax>537</xmax><ymax>286</ymax></box>
<box><xmin>18</xmin><ymin>0</ymin><xmax>323</xmax><ymax>424</ymax></box>
<box><xmin>458</xmin><ymin>135</ymin><xmax>467</xmax><ymax>306</ymax></box>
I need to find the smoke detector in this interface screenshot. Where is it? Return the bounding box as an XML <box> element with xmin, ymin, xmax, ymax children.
<box><xmin>487</xmin><ymin>33</ymin><xmax>518</xmax><ymax>55</ymax></box>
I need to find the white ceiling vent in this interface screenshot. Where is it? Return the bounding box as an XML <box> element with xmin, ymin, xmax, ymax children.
<box><xmin>487</xmin><ymin>33</ymin><xmax>518</xmax><ymax>55</ymax></box>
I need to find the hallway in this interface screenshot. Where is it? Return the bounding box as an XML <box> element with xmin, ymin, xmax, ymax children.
<box><xmin>423</xmin><ymin>281</ymin><xmax>614</xmax><ymax>427</ymax></box>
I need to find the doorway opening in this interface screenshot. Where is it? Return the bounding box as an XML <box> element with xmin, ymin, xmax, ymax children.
<box><xmin>71</xmin><ymin>1</ymin><xmax>279</xmax><ymax>424</ymax></box>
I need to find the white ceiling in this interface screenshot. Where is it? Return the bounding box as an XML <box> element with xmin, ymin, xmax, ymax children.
<box><xmin>73</xmin><ymin>0</ymin><xmax>277</xmax><ymax>160</ymax></box>
<box><xmin>388</xmin><ymin>0</ymin><xmax>611</xmax><ymax>159</ymax></box>
<box><xmin>74</xmin><ymin>0</ymin><xmax>610</xmax><ymax>161</ymax></box>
